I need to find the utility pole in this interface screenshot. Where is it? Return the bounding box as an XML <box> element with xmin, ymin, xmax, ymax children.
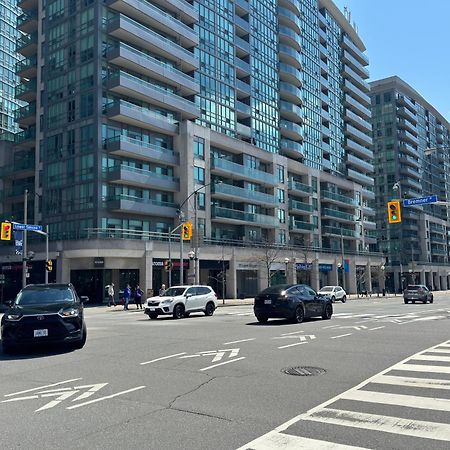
<box><xmin>22</xmin><ymin>189</ymin><xmax>28</xmax><ymax>288</ymax></box>
<box><xmin>194</xmin><ymin>191</ymin><xmax>199</xmax><ymax>284</ymax></box>
<box><xmin>340</xmin><ymin>228</ymin><xmax>345</xmax><ymax>291</ymax></box>
<box><xmin>168</xmin><ymin>227</ymin><xmax>172</xmax><ymax>287</ymax></box>
<box><xmin>45</xmin><ymin>225</ymin><xmax>49</xmax><ymax>284</ymax></box>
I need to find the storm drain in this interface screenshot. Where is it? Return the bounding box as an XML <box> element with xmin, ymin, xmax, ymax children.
<box><xmin>281</xmin><ymin>366</ymin><xmax>326</xmax><ymax>377</ymax></box>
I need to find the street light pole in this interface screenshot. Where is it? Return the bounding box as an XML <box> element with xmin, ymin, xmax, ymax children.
<box><xmin>340</xmin><ymin>228</ymin><xmax>345</xmax><ymax>291</ymax></box>
<box><xmin>45</xmin><ymin>225</ymin><xmax>49</xmax><ymax>284</ymax></box>
<box><xmin>22</xmin><ymin>189</ymin><xmax>28</xmax><ymax>288</ymax></box>
<box><xmin>392</xmin><ymin>181</ymin><xmax>403</xmax><ymax>291</ymax></box>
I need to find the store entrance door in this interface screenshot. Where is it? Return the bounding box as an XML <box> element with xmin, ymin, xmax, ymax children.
<box><xmin>71</xmin><ymin>270</ymin><xmax>110</xmax><ymax>304</ymax></box>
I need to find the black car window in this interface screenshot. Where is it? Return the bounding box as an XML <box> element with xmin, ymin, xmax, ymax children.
<box><xmin>15</xmin><ymin>287</ymin><xmax>74</xmax><ymax>305</ymax></box>
<box><xmin>306</xmin><ymin>287</ymin><xmax>316</xmax><ymax>296</ymax></box>
<box><xmin>297</xmin><ymin>286</ymin><xmax>307</xmax><ymax>296</ymax></box>
<box><xmin>199</xmin><ymin>287</ymin><xmax>211</xmax><ymax>295</ymax></box>
<box><xmin>287</xmin><ymin>287</ymin><xmax>300</xmax><ymax>296</ymax></box>
<box><xmin>259</xmin><ymin>285</ymin><xmax>291</xmax><ymax>295</ymax></box>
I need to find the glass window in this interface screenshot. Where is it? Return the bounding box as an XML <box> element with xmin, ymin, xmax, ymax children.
<box><xmin>193</xmin><ymin>136</ymin><xmax>205</xmax><ymax>159</ymax></box>
<box><xmin>277</xmin><ymin>164</ymin><xmax>285</xmax><ymax>183</ymax></box>
<box><xmin>277</xmin><ymin>188</ymin><xmax>285</xmax><ymax>203</ymax></box>
<box><xmin>194</xmin><ymin>166</ymin><xmax>205</xmax><ymax>184</ymax></box>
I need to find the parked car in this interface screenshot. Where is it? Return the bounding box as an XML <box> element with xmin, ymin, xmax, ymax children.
<box><xmin>1</xmin><ymin>283</ymin><xmax>88</xmax><ymax>354</ymax></box>
<box><xmin>317</xmin><ymin>285</ymin><xmax>347</xmax><ymax>303</ymax></box>
<box><xmin>403</xmin><ymin>285</ymin><xmax>434</xmax><ymax>304</ymax></box>
<box><xmin>144</xmin><ymin>285</ymin><xmax>217</xmax><ymax>320</ymax></box>
<box><xmin>253</xmin><ymin>284</ymin><xmax>333</xmax><ymax>324</ymax></box>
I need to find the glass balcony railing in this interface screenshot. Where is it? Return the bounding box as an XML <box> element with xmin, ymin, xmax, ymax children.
<box><xmin>17</xmin><ymin>32</ymin><xmax>37</xmax><ymax>50</ymax></box>
<box><xmin>212</xmin><ymin>183</ymin><xmax>276</xmax><ymax>205</ymax></box>
<box><xmin>106</xmin><ymin>194</ymin><xmax>177</xmax><ymax>209</ymax></box>
<box><xmin>16</xmin><ymin>79</ymin><xmax>36</xmax><ymax>97</ymax></box>
<box><xmin>211</xmin><ymin>206</ymin><xmax>278</xmax><ymax>226</ymax></box>
<box><xmin>288</xmin><ymin>199</ymin><xmax>313</xmax><ymax>212</ymax></box>
<box><xmin>103</xmin><ymin>135</ymin><xmax>176</xmax><ymax>157</ymax></box>
<box><xmin>105</xmin><ymin>164</ymin><xmax>178</xmax><ymax>183</ymax></box>
<box><xmin>15</xmin><ymin>127</ymin><xmax>36</xmax><ymax>143</ymax></box>
<box><xmin>15</xmin><ymin>102</ymin><xmax>36</xmax><ymax>120</ymax></box>
<box><xmin>288</xmin><ymin>179</ymin><xmax>313</xmax><ymax>193</ymax></box>
<box><xmin>16</xmin><ymin>56</ymin><xmax>37</xmax><ymax>73</ymax></box>
<box><xmin>289</xmin><ymin>218</ymin><xmax>316</xmax><ymax>231</ymax></box>
<box><xmin>321</xmin><ymin>190</ymin><xmax>356</xmax><ymax>206</ymax></box>
<box><xmin>211</xmin><ymin>157</ymin><xmax>276</xmax><ymax>184</ymax></box>
<box><xmin>323</xmin><ymin>226</ymin><xmax>355</xmax><ymax>237</ymax></box>
<box><xmin>321</xmin><ymin>208</ymin><xmax>354</xmax><ymax>221</ymax></box>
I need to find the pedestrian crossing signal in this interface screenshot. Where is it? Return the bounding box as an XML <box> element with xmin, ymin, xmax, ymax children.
<box><xmin>46</xmin><ymin>260</ymin><xmax>53</xmax><ymax>272</ymax></box>
<box><xmin>1</xmin><ymin>222</ymin><xmax>12</xmax><ymax>241</ymax></box>
<box><xmin>163</xmin><ymin>260</ymin><xmax>173</xmax><ymax>271</ymax></box>
<box><xmin>182</xmin><ymin>222</ymin><xmax>192</xmax><ymax>241</ymax></box>
<box><xmin>387</xmin><ymin>200</ymin><xmax>402</xmax><ymax>224</ymax></box>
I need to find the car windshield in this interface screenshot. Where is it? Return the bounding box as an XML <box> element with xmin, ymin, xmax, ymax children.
<box><xmin>161</xmin><ymin>287</ymin><xmax>186</xmax><ymax>297</ymax></box>
<box><xmin>407</xmin><ymin>285</ymin><xmax>424</xmax><ymax>290</ymax></box>
<box><xmin>319</xmin><ymin>287</ymin><xmax>334</xmax><ymax>292</ymax></box>
<box><xmin>259</xmin><ymin>285</ymin><xmax>291</xmax><ymax>295</ymax></box>
<box><xmin>15</xmin><ymin>287</ymin><xmax>74</xmax><ymax>306</ymax></box>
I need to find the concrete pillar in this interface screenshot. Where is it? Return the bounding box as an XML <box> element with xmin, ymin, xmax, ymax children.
<box><xmin>440</xmin><ymin>275</ymin><xmax>448</xmax><ymax>291</ymax></box>
<box><xmin>258</xmin><ymin>267</ymin><xmax>268</xmax><ymax>292</ymax></box>
<box><xmin>347</xmin><ymin>259</ymin><xmax>356</xmax><ymax>294</ymax></box>
<box><xmin>419</xmin><ymin>270</ymin><xmax>426</xmax><ymax>285</ymax></box>
<box><xmin>330</xmin><ymin>262</ymin><xmax>338</xmax><ymax>285</ymax></box>
<box><xmin>393</xmin><ymin>269</ymin><xmax>400</xmax><ymax>293</ymax></box>
<box><xmin>140</xmin><ymin>244</ymin><xmax>153</xmax><ymax>298</ymax></box>
<box><xmin>365</xmin><ymin>262</ymin><xmax>372</xmax><ymax>293</ymax></box>
<box><xmin>56</xmin><ymin>251</ymin><xmax>70</xmax><ymax>283</ymax></box>
<box><xmin>226</xmin><ymin>254</ymin><xmax>237</xmax><ymax>299</ymax></box>
<box><xmin>311</xmin><ymin>260</ymin><xmax>320</xmax><ymax>291</ymax></box>
<box><xmin>434</xmin><ymin>272</ymin><xmax>441</xmax><ymax>290</ymax></box>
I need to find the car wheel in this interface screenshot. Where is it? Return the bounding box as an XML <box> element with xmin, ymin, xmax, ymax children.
<box><xmin>430</xmin><ymin>297</ymin><xmax>434</xmax><ymax>304</ymax></box>
<box><xmin>204</xmin><ymin>302</ymin><xmax>215</xmax><ymax>316</ymax></box>
<box><xmin>173</xmin><ymin>304</ymin><xmax>185</xmax><ymax>320</ymax></box>
<box><xmin>331</xmin><ymin>296</ymin><xmax>335</xmax><ymax>303</ymax></box>
<box><xmin>73</xmin><ymin>324</ymin><xmax>87</xmax><ymax>350</ymax></box>
<box><xmin>292</xmin><ymin>306</ymin><xmax>304</xmax><ymax>324</ymax></box>
<box><xmin>256</xmin><ymin>314</ymin><xmax>268</xmax><ymax>323</ymax></box>
<box><xmin>148</xmin><ymin>313</ymin><xmax>158</xmax><ymax>320</ymax></box>
<box><xmin>341</xmin><ymin>295</ymin><xmax>347</xmax><ymax>303</ymax></box>
<box><xmin>322</xmin><ymin>303</ymin><xmax>333</xmax><ymax>320</ymax></box>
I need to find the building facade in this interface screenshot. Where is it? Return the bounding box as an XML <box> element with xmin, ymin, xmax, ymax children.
<box><xmin>370</xmin><ymin>76</ymin><xmax>450</xmax><ymax>292</ymax></box>
<box><xmin>0</xmin><ymin>0</ymin><xmax>385</xmax><ymax>302</ymax></box>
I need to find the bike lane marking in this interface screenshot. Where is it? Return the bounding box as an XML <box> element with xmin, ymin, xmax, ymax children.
<box><xmin>140</xmin><ymin>352</ymin><xmax>186</xmax><ymax>365</ymax></box>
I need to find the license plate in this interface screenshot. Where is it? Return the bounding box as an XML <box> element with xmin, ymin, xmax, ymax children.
<box><xmin>149</xmin><ymin>307</ymin><xmax>155</xmax><ymax>311</ymax></box>
<box><xmin>264</xmin><ymin>299</ymin><xmax>271</xmax><ymax>305</ymax></box>
<box><xmin>34</xmin><ymin>329</ymin><xmax>48</xmax><ymax>337</ymax></box>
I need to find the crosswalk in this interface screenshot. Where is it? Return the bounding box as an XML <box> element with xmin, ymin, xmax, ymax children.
<box><xmin>238</xmin><ymin>340</ymin><xmax>450</xmax><ymax>449</ymax></box>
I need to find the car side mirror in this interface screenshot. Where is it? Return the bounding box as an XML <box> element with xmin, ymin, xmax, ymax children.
<box><xmin>185</xmin><ymin>293</ymin><xmax>192</xmax><ymax>298</ymax></box>
<box><xmin>4</xmin><ymin>300</ymin><xmax>13</xmax><ymax>307</ymax></box>
<box><xmin>80</xmin><ymin>296</ymin><xmax>89</xmax><ymax>303</ymax></box>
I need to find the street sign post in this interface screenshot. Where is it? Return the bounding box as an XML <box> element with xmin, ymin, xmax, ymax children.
<box><xmin>402</xmin><ymin>195</ymin><xmax>438</xmax><ymax>207</ymax></box>
<box><xmin>13</xmin><ymin>223</ymin><xmax>43</xmax><ymax>232</ymax></box>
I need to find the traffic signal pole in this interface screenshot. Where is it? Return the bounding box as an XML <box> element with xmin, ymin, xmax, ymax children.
<box><xmin>168</xmin><ymin>226</ymin><xmax>172</xmax><ymax>287</ymax></box>
<box><xmin>45</xmin><ymin>225</ymin><xmax>49</xmax><ymax>284</ymax></box>
<box><xmin>22</xmin><ymin>189</ymin><xmax>28</xmax><ymax>288</ymax></box>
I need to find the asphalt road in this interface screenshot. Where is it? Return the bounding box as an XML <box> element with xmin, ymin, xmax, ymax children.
<box><xmin>1</xmin><ymin>293</ymin><xmax>450</xmax><ymax>450</ymax></box>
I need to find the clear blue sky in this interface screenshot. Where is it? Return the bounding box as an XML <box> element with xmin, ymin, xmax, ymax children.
<box><xmin>333</xmin><ymin>0</ymin><xmax>450</xmax><ymax>121</ymax></box>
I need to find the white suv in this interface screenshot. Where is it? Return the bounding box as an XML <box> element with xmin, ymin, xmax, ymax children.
<box><xmin>317</xmin><ymin>286</ymin><xmax>347</xmax><ymax>303</ymax></box>
<box><xmin>144</xmin><ymin>285</ymin><xmax>218</xmax><ymax>320</ymax></box>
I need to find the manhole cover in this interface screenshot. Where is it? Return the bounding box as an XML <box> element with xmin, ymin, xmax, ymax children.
<box><xmin>281</xmin><ymin>366</ymin><xmax>326</xmax><ymax>376</ymax></box>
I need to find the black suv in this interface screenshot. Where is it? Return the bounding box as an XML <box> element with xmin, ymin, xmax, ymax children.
<box><xmin>254</xmin><ymin>284</ymin><xmax>333</xmax><ymax>323</ymax></box>
<box><xmin>1</xmin><ymin>283</ymin><xmax>88</xmax><ymax>353</ymax></box>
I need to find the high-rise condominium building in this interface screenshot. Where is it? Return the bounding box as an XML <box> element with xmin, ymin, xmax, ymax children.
<box><xmin>370</xmin><ymin>76</ymin><xmax>450</xmax><ymax>292</ymax></box>
<box><xmin>0</xmin><ymin>0</ymin><xmax>383</xmax><ymax>300</ymax></box>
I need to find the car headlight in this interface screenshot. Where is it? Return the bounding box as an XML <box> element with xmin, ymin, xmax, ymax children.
<box><xmin>58</xmin><ymin>307</ymin><xmax>79</xmax><ymax>318</ymax></box>
<box><xmin>5</xmin><ymin>313</ymin><xmax>22</xmax><ymax>321</ymax></box>
<box><xmin>160</xmin><ymin>299</ymin><xmax>173</xmax><ymax>305</ymax></box>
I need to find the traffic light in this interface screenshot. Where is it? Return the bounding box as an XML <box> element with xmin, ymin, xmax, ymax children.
<box><xmin>387</xmin><ymin>200</ymin><xmax>402</xmax><ymax>224</ymax></box>
<box><xmin>182</xmin><ymin>222</ymin><xmax>192</xmax><ymax>241</ymax></box>
<box><xmin>46</xmin><ymin>260</ymin><xmax>53</xmax><ymax>272</ymax></box>
<box><xmin>1</xmin><ymin>222</ymin><xmax>12</xmax><ymax>241</ymax></box>
<box><xmin>163</xmin><ymin>260</ymin><xmax>173</xmax><ymax>272</ymax></box>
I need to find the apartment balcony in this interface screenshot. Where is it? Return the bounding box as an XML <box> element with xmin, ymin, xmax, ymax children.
<box><xmin>320</xmin><ymin>92</ymin><xmax>329</xmax><ymax>106</ymax></box>
<box><xmin>288</xmin><ymin>199</ymin><xmax>313</xmax><ymax>213</ymax></box>
<box><xmin>278</xmin><ymin>7</ymin><xmax>301</xmax><ymax>34</ymax></box>
<box><xmin>398</xmin><ymin>129</ymin><xmax>418</xmax><ymax>145</ymax></box>
<box><xmin>16</xmin><ymin>32</ymin><xmax>37</xmax><ymax>57</ymax></box>
<box><xmin>403</xmin><ymin>177</ymin><xmax>422</xmax><ymax>191</ymax></box>
<box><xmin>397</xmin><ymin>95</ymin><xmax>416</xmax><ymax>113</ymax></box>
<box><xmin>280</xmin><ymin>138</ymin><xmax>304</xmax><ymax>160</ymax></box>
<box><xmin>289</xmin><ymin>217</ymin><xmax>317</xmax><ymax>233</ymax></box>
<box><xmin>347</xmin><ymin>168</ymin><xmax>374</xmax><ymax>186</ymax></box>
<box><xmin>345</xmin><ymin>123</ymin><xmax>372</xmax><ymax>147</ymax></box>
<box><xmin>105</xmin><ymin>15</ymin><xmax>198</xmax><ymax>70</ymax></box>
<box><xmin>235</xmin><ymin>36</ymin><xmax>250</xmax><ymax>57</ymax></box>
<box><xmin>16</xmin><ymin>56</ymin><xmax>37</xmax><ymax>79</ymax></box>
<box><xmin>343</xmin><ymin>93</ymin><xmax>371</xmax><ymax>120</ymax></box>
<box><xmin>15</xmin><ymin>79</ymin><xmax>36</xmax><ymax>102</ymax></box>
<box><xmin>15</xmin><ymin>103</ymin><xmax>36</xmax><ymax>127</ymax></box>
<box><xmin>345</xmin><ymin>139</ymin><xmax>373</xmax><ymax>160</ymax></box>
<box><xmin>17</xmin><ymin>0</ymin><xmax>38</xmax><ymax>12</ymax></box>
<box><xmin>342</xmin><ymin>64</ymin><xmax>369</xmax><ymax>92</ymax></box>
<box><xmin>322</xmin><ymin>141</ymin><xmax>331</xmax><ymax>155</ymax></box>
<box><xmin>279</xmin><ymin>63</ymin><xmax>302</xmax><ymax>87</ymax></box>
<box><xmin>104</xmin><ymin>71</ymin><xmax>199</xmax><ymax>119</ymax></box>
<box><xmin>236</xmin><ymin>122</ymin><xmax>251</xmax><ymax>138</ymax></box>
<box><xmin>234</xmin><ymin>14</ymin><xmax>250</xmax><ymax>34</ymax></box>
<box><xmin>398</xmin><ymin>154</ymin><xmax>419</xmax><ymax>168</ymax></box>
<box><xmin>211</xmin><ymin>206</ymin><xmax>278</xmax><ymax>228</ymax></box>
<box><xmin>321</xmin><ymin>190</ymin><xmax>356</xmax><ymax>206</ymax></box>
<box><xmin>361</xmin><ymin>188</ymin><xmax>375</xmax><ymax>200</ymax></box>
<box><xmin>236</xmin><ymin>100</ymin><xmax>251</xmax><ymax>118</ymax></box>
<box><xmin>236</xmin><ymin>79</ymin><xmax>251</xmax><ymax>97</ymax></box>
<box><xmin>320</xmin><ymin>75</ymin><xmax>329</xmax><ymax>91</ymax></box>
<box><xmin>279</xmin><ymin>25</ymin><xmax>301</xmax><ymax>51</ymax></box>
<box><xmin>15</xmin><ymin>127</ymin><xmax>36</xmax><ymax>148</ymax></box>
<box><xmin>106</xmin><ymin>194</ymin><xmax>178</xmax><ymax>218</ymax></box>
<box><xmin>321</xmin><ymin>208</ymin><xmax>354</xmax><ymax>222</ymax></box>
<box><xmin>0</xmin><ymin>184</ymin><xmax>34</xmax><ymax>201</ymax></box>
<box><xmin>17</xmin><ymin>10</ymin><xmax>38</xmax><ymax>33</ymax></box>
<box><xmin>279</xmin><ymin>82</ymin><xmax>302</xmax><ymax>104</ymax></box>
<box><xmin>150</xmin><ymin>0</ymin><xmax>198</xmax><ymax>24</ymax></box>
<box><xmin>279</xmin><ymin>0</ymin><xmax>301</xmax><ymax>16</ymax></box>
<box><xmin>106</xmin><ymin>44</ymin><xmax>198</xmax><ymax>95</ymax></box>
<box><xmin>280</xmin><ymin>120</ymin><xmax>303</xmax><ymax>141</ymax></box>
<box><xmin>106</xmin><ymin>165</ymin><xmax>179</xmax><ymax>191</ymax></box>
<box><xmin>430</xmin><ymin>235</ymin><xmax>446</xmax><ymax>244</ymax></box>
<box><xmin>103</xmin><ymin>100</ymin><xmax>178</xmax><ymax>135</ymax></box>
<box><xmin>279</xmin><ymin>44</ymin><xmax>302</xmax><ymax>68</ymax></box>
<box><xmin>320</xmin><ymin>59</ymin><xmax>328</xmax><ymax>75</ymax></box>
<box><xmin>400</xmin><ymin>165</ymin><xmax>420</xmax><ymax>179</ymax></box>
<box><xmin>342</xmin><ymin>50</ymin><xmax>369</xmax><ymax>79</ymax></box>
<box><xmin>346</xmin><ymin>153</ymin><xmax>374</xmax><ymax>173</ymax></box>
<box><xmin>235</xmin><ymin>57</ymin><xmax>250</xmax><ymax>77</ymax></box>
<box><xmin>343</xmin><ymin>79</ymin><xmax>370</xmax><ymax>107</ymax></box>
<box><xmin>104</xmin><ymin>135</ymin><xmax>178</xmax><ymax>165</ymax></box>
<box><xmin>212</xmin><ymin>183</ymin><xmax>276</xmax><ymax>206</ymax></box>
<box><xmin>235</xmin><ymin>0</ymin><xmax>250</xmax><ymax>14</ymax></box>
<box><xmin>321</xmin><ymin>124</ymin><xmax>330</xmax><ymax>138</ymax></box>
<box><xmin>211</xmin><ymin>157</ymin><xmax>277</xmax><ymax>186</ymax></box>
<box><xmin>397</xmin><ymin>118</ymin><xmax>418</xmax><ymax>136</ymax></box>
<box><xmin>398</xmin><ymin>142</ymin><xmax>417</xmax><ymax>157</ymax></box>
<box><xmin>436</xmin><ymin>133</ymin><xmax>444</xmax><ymax>144</ymax></box>
<box><xmin>288</xmin><ymin>179</ymin><xmax>313</xmax><ymax>196</ymax></box>
<box><xmin>344</xmin><ymin>108</ymin><xmax>371</xmax><ymax>134</ymax></box>
<box><xmin>342</xmin><ymin>35</ymin><xmax>369</xmax><ymax>66</ymax></box>
<box><xmin>0</xmin><ymin>157</ymin><xmax>35</xmax><ymax>179</ymax></box>
<box><xmin>280</xmin><ymin>101</ymin><xmax>302</xmax><ymax>122</ymax></box>
<box><xmin>323</xmin><ymin>225</ymin><xmax>356</xmax><ymax>238</ymax></box>
<box><xmin>396</xmin><ymin>106</ymin><xmax>417</xmax><ymax>126</ymax></box>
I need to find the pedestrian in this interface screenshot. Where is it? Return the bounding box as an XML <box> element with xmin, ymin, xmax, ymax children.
<box><xmin>159</xmin><ymin>284</ymin><xmax>166</xmax><ymax>296</ymax></box>
<box><xmin>123</xmin><ymin>284</ymin><xmax>131</xmax><ymax>310</ymax></box>
<box><xmin>134</xmin><ymin>285</ymin><xmax>144</xmax><ymax>309</ymax></box>
<box><xmin>105</xmin><ymin>283</ymin><xmax>116</xmax><ymax>307</ymax></box>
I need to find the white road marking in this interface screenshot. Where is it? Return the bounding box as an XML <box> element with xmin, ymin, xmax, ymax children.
<box><xmin>274</xmin><ymin>335</ymin><xmax>315</xmax><ymax>342</ymax></box>
<box><xmin>411</xmin><ymin>354</ymin><xmax>450</xmax><ymax>362</ymax></box>
<box><xmin>322</xmin><ymin>325</ymin><xmax>340</xmax><ymax>329</ymax></box>
<box><xmin>223</xmin><ymin>338</ymin><xmax>255</xmax><ymax>345</ymax></box>
<box><xmin>179</xmin><ymin>348</ymin><xmax>240</xmax><ymax>363</ymax></box>
<box><xmin>336</xmin><ymin>325</ymin><xmax>367</xmax><ymax>331</ymax></box>
<box><xmin>393</xmin><ymin>363</ymin><xmax>450</xmax><ymax>374</ymax></box>
<box><xmin>140</xmin><ymin>352</ymin><xmax>186</xmax><ymax>365</ymax></box>
<box><xmin>399</xmin><ymin>315</ymin><xmax>446</xmax><ymax>324</ymax></box>
<box><xmin>72</xmin><ymin>383</ymin><xmax>109</xmax><ymax>401</ymax></box>
<box><xmin>199</xmin><ymin>356</ymin><xmax>245</xmax><ymax>371</ymax></box>
<box><xmin>66</xmin><ymin>386</ymin><xmax>146</xmax><ymax>410</ymax></box>
<box><xmin>372</xmin><ymin>374</ymin><xmax>450</xmax><ymax>390</ymax></box>
<box><xmin>368</xmin><ymin>326</ymin><xmax>385</xmax><ymax>331</ymax></box>
<box><xmin>426</xmin><ymin>348</ymin><xmax>450</xmax><ymax>354</ymax></box>
<box><xmin>305</xmin><ymin>408</ymin><xmax>450</xmax><ymax>442</ymax></box>
<box><xmin>330</xmin><ymin>333</ymin><xmax>352</xmax><ymax>339</ymax></box>
<box><xmin>36</xmin><ymin>390</ymin><xmax>80</xmax><ymax>412</ymax></box>
<box><xmin>281</xmin><ymin>330</ymin><xmax>305</xmax><ymax>336</ymax></box>
<box><xmin>278</xmin><ymin>342</ymin><xmax>307</xmax><ymax>349</ymax></box>
<box><xmin>4</xmin><ymin>378</ymin><xmax>82</xmax><ymax>398</ymax></box>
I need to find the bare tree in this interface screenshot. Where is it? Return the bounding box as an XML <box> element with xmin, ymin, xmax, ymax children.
<box><xmin>251</xmin><ymin>240</ymin><xmax>284</xmax><ymax>288</ymax></box>
<box><xmin>294</xmin><ymin>236</ymin><xmax>314</xmax><ymax>284</ymax></box>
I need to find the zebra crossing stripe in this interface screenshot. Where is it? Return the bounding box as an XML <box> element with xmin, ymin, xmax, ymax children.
<box><xmin>305</xmin><ymin>408</ymin><xmax>450</xmax><ymax>442</ymax></box>
<box><xmin>393</xmin><ymin>363</ymin><xmax>450</xmax><ymax>374</ymax></box>
<box><xmin>372</xmin><ymin>374</ymin><xmax>450</xmax><ymax>390</ymax></box>
<box><xmin>425</xmin><ymin>348</ymin><xmax>450</xmax><ymax>354</ymax></box>
<box><xmin>411</xmin><ymin>354</ymin><xmax>450</xmax><ymax>362</ymax></box>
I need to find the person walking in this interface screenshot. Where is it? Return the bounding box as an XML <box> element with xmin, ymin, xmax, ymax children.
<box><xmin>123</xmin><ymin>284</ymin><xmax>131</xmax><ymax>310</ymax></box>
<box><xmin>105</xmin><ymin>283</ymin><xmax>116</xmax><ymax>307</ymax></box>
<box><xmin>134</xmin><ymin>285</ymin><xmax>144</xmax><ymax>309</ymax></box>
<box><xmin>159</xmin><ymin>284</ymin><xmax>166</xmax><ymax>296</ymax></box>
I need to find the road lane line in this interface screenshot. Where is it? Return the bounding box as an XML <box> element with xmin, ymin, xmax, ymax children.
<box><xmin>373</xmin><ymin>374</ymin><xmax>450</xmax><ymax>390</ymax></box>
<box><xmin>369</xmin><ymin>326</ymin><xmax>385</xmax><ymax>331</ymax></box>
<box><xmin>281</xmin><ymin>330</ymin><xmax>305</xmax><ymax>336</ymax></box>
<box><xmin>393</xmin><ymin>363</ymin><xmax>450</xmax><ymax>374</ymax></box>
<box><xmin>278</xmin><ymin>342</ymin><xmax>307</xmax><ymax>349</ymax></box>
<box><xmin>330</xmin><ymin>333</ymin><xmax>352</xmax><ymax>339</ymax></box>
<box><xmin>305</xmin><ymin>408</ymin><xmax>450</xmax><ymax>442</ymax></box>
<box><xmin>322</xmin><ymin>325</ymin><xmax>340</xmax><ymax>329</ymax></box>
<box><xmin>223</xmin><ymin>338</ymin><xmax>255</xmax><ymax>345</ymax></box>
<box><xmin>412</xmin><ymin>354</ymin><xmax>450</xmax><ymax>362</ymax></box>
<box><xmin>66</xmin><ymin>386</ymin><xmax>146</xmax><ymax>409</ymax></box>
<box><xmin>199</xmin><ymin>357</ymin><xmax>245</xmax><ymax>371</ymax></box>
<box><xmin>140</xmin><ymin>352</ymin><xmax>186</xmax><ymax>365</ymax></box>
<box><xmin>4</xmin><ymin>378</ymin><xmax>82</xmax><ymax>397</ymax></box>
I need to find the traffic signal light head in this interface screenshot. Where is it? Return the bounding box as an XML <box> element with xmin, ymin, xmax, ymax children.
<box><xmin>46</xmin><ymin>260</ymin><xmax>53</xmax><ymax>272</ymax></box>
<box><xmin>387</xmin><ymin>200</ymin><xmax>402</xmax><ymax>224</ymax></box>
<box><xmin>163</xmin><ymin>260</ymin><xmax>172</xmax><ymax>271</ymax></box>
<box><xmin>1</xmin><ymin>222</ymin><xmax>12</xmax><ymax>241</ymax></box>
<box><xmin>182</xmin><ymin>222</ymin><xmax>192</xmax><ymax>241</ymax></box>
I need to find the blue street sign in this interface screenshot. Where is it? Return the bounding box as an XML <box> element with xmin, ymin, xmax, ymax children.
<box><xmin>403</xmin><ymin>195</ymin><xmax>438</xmax><ymax>207</ymax></box>
<box><xmin>13</xmin><ymin>223</ymin><xmax>43</xmax><ymax>232</ymax></box>
<box><xmin>13</xmin><ymin>231</ymin><xmax>23</xmax><ymax>256</ymax></box>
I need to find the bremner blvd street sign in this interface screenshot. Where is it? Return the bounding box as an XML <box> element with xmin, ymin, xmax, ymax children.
<box><xmin>403</xmin><ymin>195</ymin><xmax>437</xmax><ymax>207</ymax></box>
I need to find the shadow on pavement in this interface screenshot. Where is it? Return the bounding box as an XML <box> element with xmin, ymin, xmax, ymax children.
<box><xmin>0</xmin><ymin>341</ymin><xmax>76</xmax><ymax>361</ymax></box>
